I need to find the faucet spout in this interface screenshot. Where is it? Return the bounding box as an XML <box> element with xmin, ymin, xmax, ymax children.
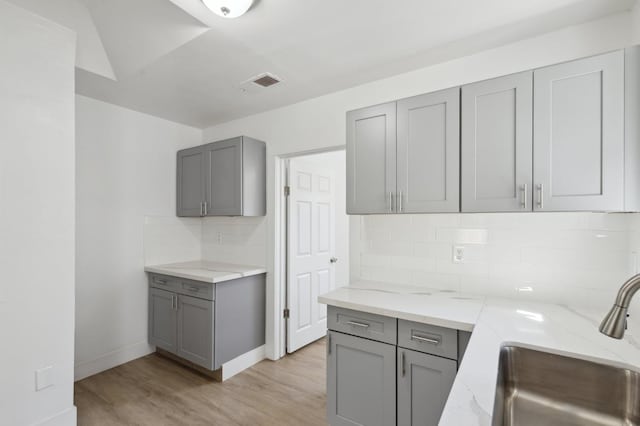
<box><xmin>599</xmin><ymin>273</ymin><xmax>640</xmax><ymax>339</ymax></box>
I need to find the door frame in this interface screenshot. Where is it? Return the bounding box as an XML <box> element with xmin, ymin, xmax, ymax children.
<box><xmin>275</xmin><ymin>146</ymin><xmax>345</xmax><ymax>358</ymax></box>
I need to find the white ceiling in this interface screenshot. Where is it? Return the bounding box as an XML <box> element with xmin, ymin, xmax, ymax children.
<box><xmin>11</xmin><ymin>0</ymin><xmax>638</xmax><ymax>128</ymax></box>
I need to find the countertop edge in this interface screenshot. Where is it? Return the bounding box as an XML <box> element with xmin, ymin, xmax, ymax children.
<box><xmin>318</xmin><ymin>296</ymin><xmax>477</xmax><ymax>332</ymax></box>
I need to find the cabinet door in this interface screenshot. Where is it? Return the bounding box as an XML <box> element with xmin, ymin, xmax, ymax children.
<box><xmin>327</xmin><ymin>331</ymin><xmax>396</xmax><ymax>426</ymax></box>
<box><xmin>346</xmin><ymin>103</ymin><xmax>397</xmax><ymax>214</ymax></box>
<box><xmin>177</xmin><ymin>294</ymin><xmax>214</xmax><ymax>369</ymax></box>
<box><xmin>461</xmin><ymin>72</ymin><xmax>533</xmax><ymax>212</ymax></box>
<box><xmin>397</xmin><ymin>348</ymin><xmax>457</xmax><ymax>426</ymax></box>
<box><xmin>176</xmin><ymin>146</ymin><xmax>205</xmax><ymax>217</ymax></box>
<box><xmin>204</xmin><ymin>137</ymin><xmax>243</xmax><ymax>216</ymax></box>
<box><xmin>397</xmin><ymin>88</ymin><xmax>460</xmax><ymax>213</ymax></box>
<box><xmin>149</xmin><ymin>288</ymin><xmax>177</xmax><ymax>353</ymax></box>
<box><xmin>533</xmin><ymin>51</ymin><xmax>624</xmax><ymax>211</ymax></box>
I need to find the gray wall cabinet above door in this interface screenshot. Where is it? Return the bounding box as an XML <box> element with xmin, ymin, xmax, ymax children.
<box><xmin>533</xmin><ymin>50</ymin><xmax>625</xmax><ymax>212</ymax></box>
<box><xmin>346</xmin><ymin>102</ymin><xmax>397</xmax><ymax>214</ymax></box>
<box><xmin>176</xmin><ymin>136</ymin><xmax>266</xmax><ymax>217</ymax></box>
<box><xmin>397</xmin><ymin>88</ymin><xmax>460</xmax><ymax>213</ymax></box>
<box><xmin>461</xmin><ymin>71</ymin><xmax>533</xmax><ymax>212</ymax></box>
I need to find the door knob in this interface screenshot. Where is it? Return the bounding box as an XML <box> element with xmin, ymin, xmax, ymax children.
<box><xmin>330</xmin><ymin>257</ymin><xmax>338</xmax><ymax>263</ymax></box>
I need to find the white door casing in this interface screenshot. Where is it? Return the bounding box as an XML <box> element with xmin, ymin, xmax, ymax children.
<box><xmin>287</xmin><ymin>159</ymin><xmax>336</xmax><ymax>353</ymax></box>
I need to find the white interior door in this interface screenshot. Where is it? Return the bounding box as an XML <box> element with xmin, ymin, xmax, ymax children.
<box><xmin>287</xmin><ymin>158</ymin><xmax>336</xmax><ymax>353</ymax></box>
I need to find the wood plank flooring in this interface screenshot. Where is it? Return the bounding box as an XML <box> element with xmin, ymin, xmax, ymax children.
<box><xmin>74</xmin><ymin>339</ymin><xmax>327</xmax><ymax>425</ymax></box>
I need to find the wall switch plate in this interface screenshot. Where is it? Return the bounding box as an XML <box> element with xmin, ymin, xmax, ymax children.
<box><xmin>35</xmin><ymin>366</ymin><xmax>53</xmax><ymax>391</ymax></box>
<box><xmin>453</xmin><ymin>246</ymin><xmax>465</xmax><ymax>263</ymax></box>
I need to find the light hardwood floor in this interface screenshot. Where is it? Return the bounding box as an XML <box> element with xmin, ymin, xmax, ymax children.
<box><xmin>75</xmin><ymin>339</ymin><xmax>327</xmax><ymax>426</ymax></box>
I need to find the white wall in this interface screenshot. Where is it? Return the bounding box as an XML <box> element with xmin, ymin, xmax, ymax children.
<box><xmin>75</xmin><ymin>95</ymin><xmax>201</xmax><ymax>380</ymax></box>
<box><xmin>201</xmin><ymin>11</ymin><xmax>638</xmax><ymax>360</ymax></box>
<box><xmin>0</xmin><ymin>2</ymin><xmax>76</xmax><ymax>425</ymax></box>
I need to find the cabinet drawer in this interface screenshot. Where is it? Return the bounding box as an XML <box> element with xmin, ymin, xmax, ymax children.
<box><xmin>398</xmin><ymin>319</ymin><xmax>457</xmax><ymax>360</ymax></box>
<box><xmin>149</xmin><ymin>274</ymin><xmax>180</xmax><ymax>292</ymax></box>
<box><xmin>328</xmin><ymin>306</ymin><xmax>397</xmax><ymax>345</ymax></box>
<box><xmin>177</xmin><ymin>279</ymin><xmax>214</xmax><ymax>301</ymax></box>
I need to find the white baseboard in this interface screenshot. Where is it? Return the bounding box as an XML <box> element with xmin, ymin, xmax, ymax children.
<box><xmin>36</xmin><ymin>406</ymin><xmax>77</xmax><ymax>426</ymax></box>
<box><xmin>74</xmin><ymin>340</ymin><xmax>154</xmax><ymax>381</ymax></box>
<box><xmin>220</xmin><ymin>345</ymin><xmax>266</xmax><ymax>381</ymax></box>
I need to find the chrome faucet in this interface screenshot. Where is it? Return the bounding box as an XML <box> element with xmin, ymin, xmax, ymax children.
<box><xmin>599</xmin><ymin>273</ymin><xmax>640</xmax><ymax>339</ymax></box>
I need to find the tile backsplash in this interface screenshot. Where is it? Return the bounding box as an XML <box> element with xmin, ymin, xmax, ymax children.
<box><xmin>201</xmin><ymin>216</ymin><xmax>267</xmax><ymax>267</ymax></box>
<box><xmin>354</xmin><ymin>212</ymin><xmax>639</xmax><ymax>310</ymax></box>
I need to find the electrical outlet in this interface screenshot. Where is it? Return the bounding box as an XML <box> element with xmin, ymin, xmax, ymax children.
<box><xmin>35</xmin><ymin>366</ymin><xmax>53</xmax><ymax>391</ymax></box>
<box><xmin>452</xmin><ymin>246</ymin><xmax>465</xmax><ymax>263</ymax></box>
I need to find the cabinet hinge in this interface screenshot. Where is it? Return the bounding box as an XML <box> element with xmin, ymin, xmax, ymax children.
<box><xmin>283</xmin><ymin>308</ymin><xmax>290</xmax><ymax>319</ymax></box>
<box><xmin>284</xmin><ymin>185</ymin><xmax>290</xmax><ymax>197</ymax></box>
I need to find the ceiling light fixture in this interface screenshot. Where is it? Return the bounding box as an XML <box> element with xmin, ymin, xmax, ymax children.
<box><xmin>202</xmin><ymin>0</ymin><xmax>254</xmax><ymax>18</ymax></box>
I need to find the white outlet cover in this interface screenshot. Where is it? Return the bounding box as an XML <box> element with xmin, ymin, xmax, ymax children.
<box><xmin>36</xmin><ymin>366</ymin><xmax>53</xmax><ymax>391</ymax></box>
<box><xmin>453</xmin><ymin>246</ymin><xmax>465</xmax><ymax>263</ymax></box>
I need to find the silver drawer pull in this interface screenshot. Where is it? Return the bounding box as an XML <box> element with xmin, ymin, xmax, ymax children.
<box><xmin>346</xmin><ymin>320</ymin><xmax>370</xmax><ymax>328</ymax></box>
<box><xmin>411</xmin><ymin>334</ymin><xmax>440</xmax><ymax>345</ymax></box>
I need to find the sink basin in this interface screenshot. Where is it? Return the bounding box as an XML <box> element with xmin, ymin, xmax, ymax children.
<box><xmin>492</xmin><ymin>345</ymin><xmax>640</xmax><ymax>426</ymax></box>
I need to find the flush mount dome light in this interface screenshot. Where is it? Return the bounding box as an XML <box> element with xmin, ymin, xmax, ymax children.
<box><xmin>202</xmin><ymin>0</ymin><xmax>253</xmax><ymax>18</ymax></box>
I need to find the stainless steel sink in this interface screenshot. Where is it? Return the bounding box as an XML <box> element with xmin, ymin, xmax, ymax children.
<box><xmin>492</xmin><ymin>345</ymin><xmax>640</xmax><ymax>426</ymax></box>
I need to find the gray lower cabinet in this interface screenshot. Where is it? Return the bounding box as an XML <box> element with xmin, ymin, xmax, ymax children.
<box><xmin>397</xmin><ymin>348</ymin><xmax>457</xmax><ymax>426</ymax></box>
<box><xmin>148</xmin><ymin>273</ymin><xmax>266</xmax><ymax>371</ymax></box>
<box><xmin>176</xmin><ymin>136</ymin><xmax>266</xmax><ymax>217</ymax></box>
<box><xmin>176</xmin><ymin>294</ymin><xmax>214</xmax><ymax>367</ymax></box>
<box><xmin>327</xmin><ymin>330</ymin><xmax>397</xmax><ymax>426</ymax></box>
<box><xmin>149</xmin><ymin>287</ymin><xmax>177</xmax><ymax>353</ymax></box>
<box><xmin>327</xmin><ymin>307</ymin><xmax>468</xmax><ymax>426</ymax></box>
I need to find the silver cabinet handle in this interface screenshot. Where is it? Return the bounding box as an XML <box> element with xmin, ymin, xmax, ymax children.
<box><xmin>398</xmin><ymin>190</ymin><xmax>403</xmax><ymax>213</ymax></box>
<box><xmin>411</xmin><ymin>334</ymin><xmax>440</xmax><ymax>345</ymax></box>
<box><xmin>346</xmin><ymin>320</ymin><xmax>370</xmax><ymax>328</ymax></box>
<box><xmin>402</xmin><ymin>351</ymin><xmax>406</xmax><ymax>377</ymax></box>
<box><xmin>520</xmin><ymin>184</ymin><xmax>527</xmax><ymax>209</ymax></box>
<box><xmin>537</xmin><ymin>184</ymin><xmax>544</xmax><ymax>209</ymax></box>
<box><xmin>389</xmin><ymin>191</ymin><xmax>394</xmax><ymax>212</ymax></box>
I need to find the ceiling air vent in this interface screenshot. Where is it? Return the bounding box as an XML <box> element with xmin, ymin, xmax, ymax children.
<box><xmin>252</xmin><ymin>73</ymin><xmax>281</xmax><ymax>88</ymax></box>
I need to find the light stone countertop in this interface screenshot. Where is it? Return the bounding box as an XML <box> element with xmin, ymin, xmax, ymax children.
<box><xmin>144</xmin><ymin>260</ymin><xmax>266</xmax><ymax>284</ymax></box>
<box><xmin>318</xmin><ymin>280</ymin><xmax>640</xmax><ymax>426</ymax></box>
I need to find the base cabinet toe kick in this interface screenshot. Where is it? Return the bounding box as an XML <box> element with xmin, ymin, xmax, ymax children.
<box><xmin>326</xmin><ymin>306</ymin><xmax>471</xmax><ymax>426</ymax></box>
<box><xmin>148</xmin><ymin>272</ymin><xmax>266</xmax><ymax>374</ymax></box>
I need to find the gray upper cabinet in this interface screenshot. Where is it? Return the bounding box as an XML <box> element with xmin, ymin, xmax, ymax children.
<box><xmin>397</xmin><ymin>348</ymin><xmax>457</xmax><ymax>426</ymax></box>
<box><xmin>533</xmin><ymin>51</ymin><xmax>625</xmax><ymax>211</ymax></box>
<box><xmin>347</xmin><ymin>102</ymin><xmax>397</xmax><ymax>214</ymax></box>
<box><xmin>176</xmin><ymin>146</ymin><xmax>206</xmax><ymax>217</ymax></box>
<box><xmin>204</xmin><ymin>138</ymin><xmax>243</xmax><ymax>216</ymax></box>
<box><xmin>461</xmin><ymin>71</ymin><xmax>533</xmax><ymax>212</ymax></box>
<box><xmin>176</xmin><ymin>136</ymin><xmax>266</xmax><ymax>217</ymax></box>
<box><xmin>149</xmin><ymin>287</ymin><xmax>177</xmax><ymax>353</ymax></box>
<box><xmin>397</xmin><ymin>88</ymin><xmax>460</xmax><ymax>213</ymax></box>
<box><xmin>327</xmin><ymin>331</ymin><xmax>396</xmax><ymax>426</ymax></box>
<box><xmin>177</xmin><ymin>294</ymin><xmax>214</xmax><ymax>369</ymax></box>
